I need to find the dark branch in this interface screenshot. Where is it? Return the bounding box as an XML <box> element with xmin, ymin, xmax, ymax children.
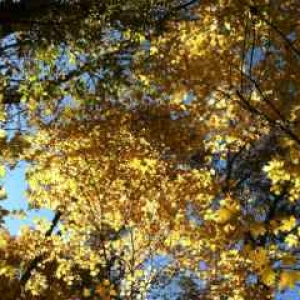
<box><xmin>19</xmin><ymin>210</ymin><xmax>62</xmax><ymax>287</ymax></box>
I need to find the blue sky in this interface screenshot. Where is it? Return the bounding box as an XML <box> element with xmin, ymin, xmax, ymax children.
<box><xmin>2</xmin><ymin>161</ymin><xmax>53</xmax><ymax>235</ymax></box>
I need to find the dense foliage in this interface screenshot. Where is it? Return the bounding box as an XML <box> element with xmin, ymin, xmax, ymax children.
<box><xmin>0</xmin><ymin>0</ymin><xmax>299</xmax><ymax>299</ymax></box>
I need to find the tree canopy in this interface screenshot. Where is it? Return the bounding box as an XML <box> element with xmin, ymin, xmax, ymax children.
<box><xmin>0</xmin><ymin>0</ymin><xmax>299</xmax><ymax>299</ymax></box>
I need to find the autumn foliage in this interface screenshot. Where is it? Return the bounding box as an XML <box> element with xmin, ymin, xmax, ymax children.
<box><xmin>0</xmin><ymin>0</ymin><xmax>299</xmax><ymax>299</ymax></box>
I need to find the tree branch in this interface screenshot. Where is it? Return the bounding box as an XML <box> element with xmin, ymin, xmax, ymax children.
<box><xmin>19</xmin><ymin>210</ymin><xmax>62</xmax><ymax>287</ymax></box>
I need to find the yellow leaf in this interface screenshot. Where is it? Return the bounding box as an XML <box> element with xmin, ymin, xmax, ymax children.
<box><xmin>260</xmin><ymin>267</ymin><xmax>276</xmax><ymax>286</ymax></box>
<box><xmin>279</xmin><ymin>216</ymin><xmax>297</xmax><ymax>232</ymax></box>
<box><xmin>248</xmin><ymin>247</ymin><xmax>268</xmax><ymax>270</ymax></box>
<box><xmin>103</xmin><ymin>279</ymin><xmax>110</xmax><ymax>286</ymax></box>
<box><xmin>110</xmin><ymin>288</ymin><xmax>117</xmax><ymax>296</ymax></box>
<box><xmin>0</xmin><ymin>235</ymin><xmax>7</xmax><ymax>248</ymax></box>
<box><xmin>0</xmin><ymin>129</ymin><xmax>6</xmax><ymax>139</ymax></box>
<box><xmin>150</xmin><ymin>46</ymin><xmax>158</xmax><ymax>55</ymax></box>
<box><xmin>250</xmin><ymin>223</ymin><xmax>266</xmax><ymax>238</ymax></box>
<box><xmin>285</xmin><ymin>234</ymin><xmax>298</xmax><ymax>248</ymax></box>
<box><xmin>181</xmin><ymin>237</ymin><xmax>192</xmax><ymax>247</ymax></box>
<box><xmin>279</xmin><ymin>271</ymin><xmax>300</xmax><ymax>290</ymax></box>
<box><xmin>83</xmin><ymin>288</ymin><xmax>91</xmax><ymax>297</ymax></box>
<box><xmin>0</xmin><ymin>166</ymin><xmax>5</xmax><ymax>178</ymax></box>
<box><xmin>281</xmin><ymin>255</ymin><xmax>297</xmax><ymax>266</ymax></box>
<box><xmin>215</xmin><ymin>207</ymin><xmax>233</xmax><ymax>224</ymax></box>
<box><xmin>0</xmin><ymin>187</ymin><xmax>7</xmax><ymax>200</ymax></box>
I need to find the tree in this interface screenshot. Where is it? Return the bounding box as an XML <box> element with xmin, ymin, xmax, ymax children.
<box><xmin>0</xmin><ymin>0</ymin><xmax>299</xmax><ymax>299</ymax></box>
